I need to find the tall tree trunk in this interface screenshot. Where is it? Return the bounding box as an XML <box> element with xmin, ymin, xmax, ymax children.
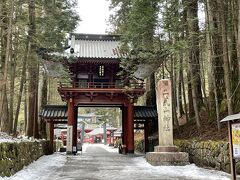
<box><xmin>0</xmin><ymin>1</ymin><xmax>6</xmax><ymax>128</ymax></box>
<box><xmin>205</xmin><ymin>0</ymin><xmax>221</xmax><ymax>130</ymax></box>
<box><xmin>227</xmin><ymin>0</ymin><xmax>239</xmax><ymax>113</ymax></box>
<box><xmin>189</xmin><ymin>62</ymin><xmax>201</xmax><ymax>128</ymax></box>
<box><xmin>13</xmin><ymin>41</ymin><xmax>29</xmax><ymax>135</ymax></box>
<box><xmin>179</xmin><ymin>1</ymin><xmax>188</xmax><ymax>119</ymax></box>
<box><xmin>177</xmin><ymin>54</ymin><xmax>184</xmax><ymax>117</ymax></box>
<box><xmin>24</xmin><ymin>83</ymin><xmax>28</xmax><ymax>133</ymax></box>
<box><xmin>186</xmin><ymin>0</ymin><xmax>203</xmax><ymax>107</ymax></box>
<box><xmin>27</xmin><ymin>0</ymin><xmax>39</xmax><ymax>138</ymax></box>
<box><xmin>218</xmin><ymin>0</ymin><xmax>233</xmax><ymax>115</ymax></box>
<box><xmin>40</xmin><ymin>74</ymin><xmax>48</xmax><ymax>139</ymax></box>
<box><xmin>146</xmin><ymin>73</ymin><xmax>156</xmax><ymax>107</ymax></box>
<box><xmin>33</xmin><ymin>64</ymin><xmax>39</xmax><ymax>138</ymax></box>
<box><xmin>9</xmin><ymin>39</ymin><xmax>15</xmax><ymax>134</ymax></box>
<box><xmin>0</xmin><ymin>1</ymin><xmax>14</xmax><ymax>133</ymax></box>
<box><xmin>237</xmin><ymin>0</ymin><xmax>240</xmax><ymax>79</ymax></box>
<box><xmin>199</xmin><ymin>49</ymin><xmax>208</xmax><ymax>112</ymax></box>
<box><xmin>183</xmin><ymin>0</ymin><xmax>194</xmax><ymax>119</ymax></box>
<box><xmin>207</xmin><ymin>0</ymin><xmax>225</xmax><ymax>107</ymax></box>
<box><xmin>186</xmin><ymin>0</ymin><xmax>201</xmax><ymax>128</ymax></box>
<box><xmin>187</xmin><ymin>68</ymin><xmax>194</xmax><ymax>119</ymax></box>
<box><xmin>232</xmin><ymin>0</ymin><xmax>238</xmax><ymax>42</ymax></box>
<box><xmin>181</xmin><ymin>63</ymin><xmax>189</xmax><ymax>123</ymax></box>
<box><xmin>170</xmin><ymin>53</ymin><xmax>179</xmax><ymax>128</ymax></box>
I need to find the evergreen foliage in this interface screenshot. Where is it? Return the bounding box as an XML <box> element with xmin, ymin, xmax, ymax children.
<box><xmin>0</xmin><ymin>0</ymin><xmax>80</xmax><ymax>136</ymax></box>
<box><xmin>109</xmin><ymin>0</ymin><xmax>240</xmax><ymax>130</ymax></box>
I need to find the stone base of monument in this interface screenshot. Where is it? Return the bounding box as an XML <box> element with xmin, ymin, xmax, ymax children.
<box><xmin>146</xmin><ymin>146</ymin><xmax>189</xmax><ymax>166</ymax></box>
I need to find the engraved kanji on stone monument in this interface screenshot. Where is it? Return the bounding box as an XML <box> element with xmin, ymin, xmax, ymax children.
<box><xmin>156</xmin><ymin>79</ymin><xmax>173</xmax><ymax>146</ymax></box>
<box><xmin>146</xmin><ymin>79</ymin><xmax>189</xmax><ymax>166</ymax></box>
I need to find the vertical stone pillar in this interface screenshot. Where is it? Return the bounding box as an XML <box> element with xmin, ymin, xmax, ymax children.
<box><xmin>103</xmin><ymin>122</ymin><xmax>107</xmax><ymax>145</ymax></box>
<box><xmin>109</xmin><ymin>131</ymin><xmax>114</xmax><ymax>146</ymax></box>
<box><xmin>81</xmin><ymin>122</ymin><xmax>85</xmax><ymax>145</ymax></box>
<box><xmin>67</xmin><ymin>98</ymin><xmax>74</xmax><ymax>154</ymax></box>
<box><xmin>127</xmin><ymin>102</ymin><xmax>134</xmax><ymax>153</ymax></box>
<box><xmin>118</xmin><ymin>108</ymin><xmax>122</xmax><ymax>127</ymax></box>
<box><xmin>146</xmin><ymin>79</ymin><xmax>189</xmax><ymax>165</ymax></box>
<box><xmin>157</xmin><ymin>79</ymin><xmax>174</xmax><ymax>148</ymax></box>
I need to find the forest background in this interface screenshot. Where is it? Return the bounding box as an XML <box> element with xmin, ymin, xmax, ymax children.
<box><xmin>0</xmin><ymin>0</ymin><xmax>239</xmax><ymax>140</ymax></box>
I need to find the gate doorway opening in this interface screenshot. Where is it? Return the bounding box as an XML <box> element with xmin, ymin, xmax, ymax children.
<box><xmin>76</xmin><ymin>107</ymin><xmax>122</xmax><ymax>146</ymax></box>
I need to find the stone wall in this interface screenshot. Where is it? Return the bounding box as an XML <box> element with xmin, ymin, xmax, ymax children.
<box><xmin>174</xmin><ymin>140</ymin><xmax>231</xmax><ymax>173</ymax></box>
<box><xmin>0</xmin><ymin>141</ymin><xmax>50</xmax><ymax>177</ymax></box>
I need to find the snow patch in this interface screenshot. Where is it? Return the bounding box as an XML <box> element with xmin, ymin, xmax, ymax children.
<box><xmin>0</xmin><ymin>132</ymin><xmax>42</xmax><ymax>143</ymax></box>
<box><xmin>1</xmin><ymin>153</ymin><xmax>66</xmax><ymax>180</ymax></box>
<box><xmin>133</xmin><ymin>156</ymin><xmax>230</xmax><ymax>180</ymax></box>
<box><xmin>82</xmin><ymin>143</ymin><xmax>118</xmax><ymax>153</ymax></box>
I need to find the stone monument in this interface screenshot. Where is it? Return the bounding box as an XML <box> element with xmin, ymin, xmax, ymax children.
<box><xmin>146</xmin><ymin>79</ymin><xmax>189</xmax><ymax>165</ymax></box>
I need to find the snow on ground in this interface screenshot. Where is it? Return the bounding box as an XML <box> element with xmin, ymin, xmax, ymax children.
<box><xmin>0</xmin><ymin>132</ymin><xmax>22</xmax><ymax>143</ymax></box>
<box><xmin>133</xmin><ymin>156</ymin><xmax>230</xmax><ymax>180</ymax></box>
<box><xmin>82</xmin><ymin>144</ymin><xmax>231</xmax><ymax>179</ymax></box>
<box><xmin>82</xmin><ymin>143</ymin><xmax>118</xmax><ymax>153</ymax></box>
<box><xmin>0</xmin><ymin>143</ymin><xmax>234</xmax><ymax>180</ymax></box>
<box><xmin>0</xmin><ymin>153</ymin><xmax>66</xmax><ymax>180</ymax></box>
<box><xmin>0</xmin><ymin>132</ymin><xmax>39</xmax><ymax>143</ymax></box>
<box><xmin>100</xmin><ymin>144</ymin><xmax>231</xmax><ymax>180</ymax></box>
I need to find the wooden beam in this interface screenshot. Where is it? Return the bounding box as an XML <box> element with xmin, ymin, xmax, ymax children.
<box><xmin>46</xmin><ymin>120</ymin><xmax>67</xmax><ymax>124</ymax></box>
<box><xmin>134</xmin><ymin>126</ymin><xmax>144</xmax><ymax>129</ymax></box>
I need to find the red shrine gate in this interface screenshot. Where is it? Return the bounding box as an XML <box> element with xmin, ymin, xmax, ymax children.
<box><xmin>40</xmin><ymin>105</ymin><xmax>157</xmax><ymax>154</ymax></box>
<box><xmin>44</xmin><ymin>34</ymin><xmax>146</xmax><ymax>154</ymax></box>
<box><xmin>59</xmin><ymin>97</ymin><xmax>143</xmax><ymax>154</ymax></box>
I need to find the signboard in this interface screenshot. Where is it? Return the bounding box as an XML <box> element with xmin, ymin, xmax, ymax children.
<box><xmin>232</xmin><ymin>123</ymin><xmax>240</xmax><ymax>158</ymax></box>
<box><xmin>66</xmin><ymin>125</ymin><xmax>73</xmax><ymax>152</ymax></box>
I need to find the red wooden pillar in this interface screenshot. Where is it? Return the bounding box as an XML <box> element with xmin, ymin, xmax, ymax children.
<box><xmin>72</xmin><ymin>106</ymin><xmax>78</xmax><ymax>153</ymax></box>
<box><xmin>123</xmin><ymin>106</ymin><xmax>128</xmax><ymax>153</ymax></box>
<box><xmin>67</xmin><ymin>98</ymin><xmax>75</xmax><ymax>154</ymax></box>
<box><xmin>144</xmin><ymin>121</ymin><xmax>149</xmax><ymax>153</ymax></box>
<box><xmin>127</xmin><ymin>102</ymin><xmax>134</xmax><ymax>153</ymax></box>
<box><xmin>49</xmin><ymin>120</ymin><xmax>54</xmax><ymax>154</ymax></box>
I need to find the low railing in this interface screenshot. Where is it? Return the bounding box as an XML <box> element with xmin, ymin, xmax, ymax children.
<box><xmin>58</xmin><ymin>81</ymin><xmax>144</xmax><ymax>89</ymax></box>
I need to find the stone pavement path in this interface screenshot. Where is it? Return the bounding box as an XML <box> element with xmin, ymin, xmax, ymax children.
<box><xmin>47</xmin><ymin>144</ymin><xmax>230</xmax><ymax>180</ymax></box>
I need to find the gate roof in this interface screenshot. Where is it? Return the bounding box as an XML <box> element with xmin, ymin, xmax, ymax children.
<box><xmin>40</xmin><ymin>105</ymin><xmax>157</xmax><ymax>122</ymax></box>
<box><xmin>50</xmin><ymin>34</ymin><xmax>123</xmax><ymax>59</ymax></box>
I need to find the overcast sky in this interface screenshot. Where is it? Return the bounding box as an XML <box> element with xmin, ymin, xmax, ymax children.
<box><xmin>75</xmin><ymin>0</ymin><xmax>111</xmax><ymax>34</ymax></box>
<box><xmin>74</xmin><ymin>1</ymin><xmax>205</xmax><ymax>34</ymax></box>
